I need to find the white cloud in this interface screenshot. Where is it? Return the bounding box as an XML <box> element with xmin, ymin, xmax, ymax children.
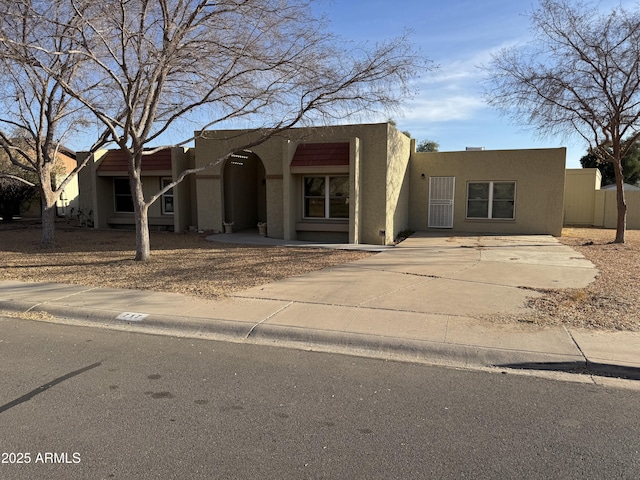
<box><xmin>401</xmin><ymin>94</ymin><xmax>486</xmax><ymax>123</ymax></box>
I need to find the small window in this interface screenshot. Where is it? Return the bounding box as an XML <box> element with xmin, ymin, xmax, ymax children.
<box><xmin>304</xmin><ymin>176</ymin><xmax>349</xmax><ymax>219</ymax></box>
<box><xmin>467</xmin><ymin>181</ymin><xmax>515</xmax><ymax>219</ymax></box>
<box><xmin>161</xmin><ymin>178</ymin><xmax>174</xmax><ymax>215</ymax></box>
<box><xmin>114</xmin><ymin>178</ymin><xmax>134</xmax><ymax>213</ymax></box>
<box><xmin>304</xmin><ymin>177</ymin><xmax>326</xmax><ymax>218</ymax></box>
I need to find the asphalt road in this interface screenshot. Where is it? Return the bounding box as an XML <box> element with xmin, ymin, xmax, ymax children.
<box><xmin>1</xmin><ymin>315</ymin><xmax>639</xmax><ymax>479</ymax></box>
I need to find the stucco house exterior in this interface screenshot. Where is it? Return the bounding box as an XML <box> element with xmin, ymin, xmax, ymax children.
<box><xmin>19</xmin><ymin>146</ymin><xmax>80</xmax><ymax>219</ymax></box>
<box><xmin>77</xmin><ymin>122</ymin><xmax>566</xmax><ymax>242</ymax></box>
<box><xmin>564</xmin><ymin>168</ymin><xmax>640</xmax><ymax>229</ymax></box>
<box><xmin>54</xmin><ymin>147</ymin><xmax>80</xmax><ymax>217</ymax></box>
<box><xmin>77</xmin><ymin>147</ymin><xmax>196</xmax><ymax>231</ymax></box>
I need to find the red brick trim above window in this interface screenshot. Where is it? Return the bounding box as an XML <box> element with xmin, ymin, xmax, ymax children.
<box><xmin>291</xmin><ymin>143</ymin><xmax>349</xmax><ymax>168</ymax></box>
<box><xmin>97</xmin><ymin>149</ymin><xmax>172</xmax><ymax>174</ymax></box>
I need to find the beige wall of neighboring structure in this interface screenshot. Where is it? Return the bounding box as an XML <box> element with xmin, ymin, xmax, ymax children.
<box><xmin>409</xmin><ymin>148</ymin><xmax>566</xmax><ymax>236</ymax></box>
<box><xmin>19</xmin><ymin>150</ymin><xmax>80</xmax><ymax>219</ymax></box>
<box><xmin>564</xmin><ymin>167</ymin><xmax>640</xmax><ymax>229</ymax></box>
<box><xmin>593</xmin><ymin>190</ymin><xmax>640</xmax><ymax>229</ymax></box>
<box><xmin>77</xmin><ymin>150</ymin><xmax>105</xmax><ymax>227</ymax></box>
<box><xmin>564</xmin><ymin>169</ymin><xmax>601</xmax><ymax>225</ymax></box>
<box><xmin>54</xmin><ymin>151</ymin><xmax>79</xmax><ymax>217</ymax></box>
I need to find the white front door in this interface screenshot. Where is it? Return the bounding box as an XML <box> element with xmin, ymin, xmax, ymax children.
<box><xmin>428</xmin><ymin>176</ymin><xmax>455</xmax><ymax>228</ymax></box>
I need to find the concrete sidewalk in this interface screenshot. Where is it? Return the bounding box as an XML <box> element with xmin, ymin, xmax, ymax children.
<box><xmin>1</xmin><ymin>233</ymin><xmax>639</xmax><ymax>380</ymax></box>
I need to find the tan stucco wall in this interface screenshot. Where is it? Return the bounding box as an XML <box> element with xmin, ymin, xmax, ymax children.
<box><xmin>55</xmin><ymin>173</ymin><xmax>79</xmax><ymax>216</ymax></box>
<box><xmin>76</xmin><ymin>150</ymin><xmax>109</xmax><ymax>227</ymax></box>
<box><xmin>172</xmin><ymin>147</ymin><xmax>195</xmax><ymax>232</ymax></box>
<box><xmin>195</xmin><ymin>176</ymin><xmax>220</xmax><ymax>231</ymax></box>
<box><xmin>97</xmin><ymin>175</ymin><xmax>167</xmax><ymax>220</ymax></box>
<box><xmin>353</xmin><ymin>124</ymin><xmax>390</xmax><ymax>244</ymax></box>
<box><xmin>194</xmin><ymin>123</ymin><xmax>408</xmax><ymax>244</ymax></box>
<box><xmin>52</xmin><ymin>152</ymin><xmax>79</xmax><ymax>217</ymax></box>
<box><xmin>409</xmin><ymin>148</ymin><xmax>566</xmax><ymax>236</ymax></box>
<box><xmin>95</xmin><ymin>176</ymin><xmax>113</xmax><ymax>228</ymax></box>
<box><xmin>564</xmin><ymin>168</ymin><xmax>601</xmax><ymax>225</ymax></box>
<box><xmin>385</xmin><ymin>127</ymin><xmax>411</xmax><ymax>244</ymax></box>
<box><xmin>349</xmin><ymin>137</ymin><xmax>362</xmax><ymax>243</ymax></box>
<box><xmin>195</xmin><ymin>130</ymin><xmax>286</xmax><ymax>236</ymax></box>
<box><xmin>79</xmin><ymin>149</ymin><xmax>181</xmax><ymax>229</ymax></box>
<box><xmin>76</xmin><ymin>151</ymin><xmax>97</xmax><ymax>221</ymax></box>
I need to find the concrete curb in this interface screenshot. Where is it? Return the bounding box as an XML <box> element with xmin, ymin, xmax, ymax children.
<box><xmin>248</xmin><ymin>322</ymin><xmax>587</xmax><ymax>369</ymax></box>
<box><xmin>1</xmin><ymin>300</ymin><xmax>586</xmax><ymax>371</ymax></box>
<box><xmin>0</xmin><ymin>301</ymin><xmax>252</xmax><ymax>340</ymax></box>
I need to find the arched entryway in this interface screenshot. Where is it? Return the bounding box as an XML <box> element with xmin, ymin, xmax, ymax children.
<box><xmin>223</xmin><ymin>152</ymin><xmax>267</xmax><ymax>231</ymax></box>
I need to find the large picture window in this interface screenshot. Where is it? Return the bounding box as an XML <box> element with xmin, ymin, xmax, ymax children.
<box><xmin>114</xmin><ymin>178</ymin><xmax>134</xmax><ymax>213</ymax></box>
<box><xmin>303</xmin><ymin>176</ymin><xmax>349</xmax><ymax>219</ymax></box>
<box><xmin>467</xmin><ymin>181</ymin><xmax>515</xmax><ymax>219</ymax></box>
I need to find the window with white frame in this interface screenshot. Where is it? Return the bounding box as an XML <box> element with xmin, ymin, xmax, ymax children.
<box><xmin>113</xmin><ymin>178</ymin><xmax>134</xmax><ymax>213</ymax></box>
<box><xmin>161</xmin><ymin>178</ymin><xmax>174</xmax><ymax>215</ymax></box>
<box><xmin>467</xmin><ymin>181</ymin><xmax>515</xmax><ymax>219</ymax></box>
<box><xmin>303</xmin><ymin>176</ymin><xmax>349</xmax><ymax>219</ymax></box>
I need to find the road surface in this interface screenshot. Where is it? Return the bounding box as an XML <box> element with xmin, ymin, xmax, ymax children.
<box><xmin>1</xmin><ymin>316</ymin><xmax>639</xmax><ymax>479</ymax></box>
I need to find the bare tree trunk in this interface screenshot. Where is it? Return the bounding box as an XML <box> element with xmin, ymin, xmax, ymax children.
<box><xmin>135</xmin><ymin>206</ymin><xmax>150</xmax><ymax>261</ymax></box>
<box><xmin>41</xmin><ymin>199</ymin><xmax>56</xmax><ymax>246</ymax></box>
<box><xmin>613</xmin><ymin>157</ymin><xmax>627</xmax><ymax>244</ymax></box>
<box><xmin>39</xmin><ymin>173</ymin><xmax>58</xmax><ymax>245</ymax></box>
<box><xmin>130</xmin><ymin>173</ymin><xmax>151</xmax><ymax>261</ymax></box>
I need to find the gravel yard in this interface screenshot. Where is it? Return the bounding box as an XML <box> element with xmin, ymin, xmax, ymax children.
<box><xmin>0</xmin><ymin>222</ymin><xmax>638</xmax><ymax>331</ymax></box>
<box><xmin>525</xmin><ymin>227</ymin><xmax>640</xmax><ymax>331</ymax></box>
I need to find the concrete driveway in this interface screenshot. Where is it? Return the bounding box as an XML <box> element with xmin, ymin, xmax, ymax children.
<box><xmin>233</xmin><ymin>232</ymin><xmax>597</xmax><ymax>319</ymax></box>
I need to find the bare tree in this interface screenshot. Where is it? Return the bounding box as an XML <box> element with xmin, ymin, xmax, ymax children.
<box><xmin>485</xmin><ymin>0</ymin><xmax>640</xmax><ymax>243</ymax></box>
<box><xmin>32</xmin><ymin>0</ymin><xmax>426</xmax><ymax>261</ymax></box>
<box><xmin>0</xmin><ymin>0</ymin><xmax>109</xmax><ymax>244</ymax></box>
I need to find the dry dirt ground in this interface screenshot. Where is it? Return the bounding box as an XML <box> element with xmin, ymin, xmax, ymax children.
<box><xmin>0</xmin><ymin>221</ymin><xmax>638</xmax><ymax>331</ymax></box>
<box><xmin>0</xmin><ymin>221</ymin><xmax>373</xmax><ymax>298</ymax></box>
<box><xmin>520</xmin><ymin>227</ymin><xmax>640</xmax><ymax>332</ymax></box>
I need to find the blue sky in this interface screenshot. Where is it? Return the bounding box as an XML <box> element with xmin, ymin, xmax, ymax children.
<box><xmin>70</xmin><ymin>0</ymin><xmax>631</xmax><ymax>168</ymax></box>
<box><xmin>313</xmin><ymin>0</ymin><xmax>633</xmax><ymax>168</ymax></box>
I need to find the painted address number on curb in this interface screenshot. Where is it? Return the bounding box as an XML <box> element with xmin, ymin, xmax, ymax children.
<box><xmin>116</xmin><ymin>312</ymin><xmax>149</xmax><ymax>322</ymax></box>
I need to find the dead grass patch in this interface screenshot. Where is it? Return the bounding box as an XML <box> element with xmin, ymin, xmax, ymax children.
<box><xmin>0</xmin><ymin>221</ymin><xmax>373</xmax><ymax>299</ymax></box>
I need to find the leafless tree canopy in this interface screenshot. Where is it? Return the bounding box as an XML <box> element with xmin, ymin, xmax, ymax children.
<box><xmin>62</xmin><ymin>0</ymin><xmax>423</xmax><ymax>151</ymax></box>
<box><xmin>485</xmin><ymin>0</ymin><xmax>640</xmax><ymax>243</ymax></box>
<box><xmin>0</xmin><ymin>0</ymin><xmax>109</xmax><ymax>243</ymax></box>
<box><xmin>1</xmin><ymin>0</ymin><xmax>428</xmax><ymax>259</ymax></box>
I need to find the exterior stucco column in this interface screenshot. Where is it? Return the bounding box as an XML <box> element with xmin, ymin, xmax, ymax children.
<box><xmin>350</xmin><ymin>137</ymin><xmax>361</xmax><ymax>244</ymax></box>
